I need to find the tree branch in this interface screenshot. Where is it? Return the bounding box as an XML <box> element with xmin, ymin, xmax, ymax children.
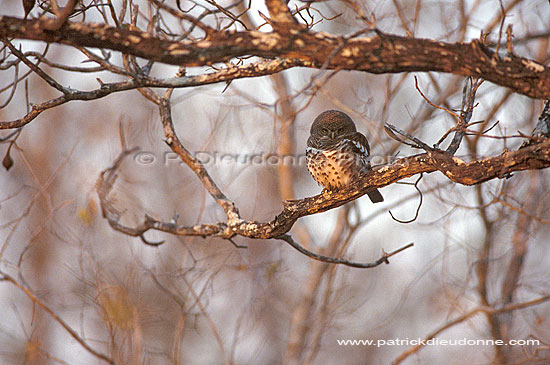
<box><xmin>277</xmin><ymin>234</ymin><xmax>413</xmax><ymax>268</ymax></box>
<box><xmin>0</xmin><ymin>58</ymin><xmax>309</xmax><ymax>130</ymax></box>
<box><xmin>265</xmin><ymin>0</ymin><xmax>297</xmax><ymax>24</ymax></box>
<box><xmin>393</xmin><ymin>294</ymin><xmax>550</xmax><ymax>364</ymax></box>
<box><xmin>0</xmin><ymin>271</ymin><xmax>114</xmax><ymax>364</ymax></box>
<box><xmin>97</xmin><ymin>137</ymin><xmax>550</xmax><ymax>241</ymax></box>
<box><xmin>1</xmin><ymin>16</ymin><xmax>549</xmax><ymax>98</ymax></box>
<box><xmin>158</xmin><ymin>93</ymin><xmax>240</xmax><ymax>224</ymax></box>
<box><xmin>532</xmin><ymin>100</ymin><xmax>550</xmax><ymax>138</ymax></box>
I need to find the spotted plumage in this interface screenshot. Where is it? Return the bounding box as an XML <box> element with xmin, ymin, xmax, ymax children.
<box><xmin>306</xmin><ymin>110</ymin><xmax>383</xmax><ymax>203</ymax></box>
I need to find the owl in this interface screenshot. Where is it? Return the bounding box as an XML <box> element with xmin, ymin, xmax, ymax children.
<box><xmin>306</xmin><ymin>110</ymin><xmax>383</xmax><ymax>203</ymax></box>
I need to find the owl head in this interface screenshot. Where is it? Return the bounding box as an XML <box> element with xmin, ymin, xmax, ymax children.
<box><xmin>310</xmin><ymin>110</ymin><xmax>357</xmax><ymax>142</ymax></box>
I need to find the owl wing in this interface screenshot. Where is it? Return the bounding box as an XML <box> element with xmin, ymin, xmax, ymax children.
<box><xmin>338</xmin><ymin>132</ymin><xmax>371</xmax><ymax>168</ymax></box>
<box><xmin>349</xmin><ymin>132</ymin><xmax>370</xmax><ymax>155</ymax></box>
<box><xmin>345</xmin><ymin>132</ymin><xmax>383</xmax><ymax>202</ymax></box>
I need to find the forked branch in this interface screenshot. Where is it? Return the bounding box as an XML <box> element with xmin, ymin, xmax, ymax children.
<box><xmin>97</xmin><ymin>113</ymin><xmax>550</xmax><ymax>244</ymax></box>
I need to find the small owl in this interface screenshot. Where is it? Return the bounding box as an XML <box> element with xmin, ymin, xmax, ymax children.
<box><xmin>306</xmin><ymin>110</ymin><xmax>383</xmax><ymax>203</ymax></box>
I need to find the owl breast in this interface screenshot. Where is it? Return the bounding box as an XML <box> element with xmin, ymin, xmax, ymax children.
<box><xmin>306</xmin><ymin>146</ymin><xmax>362</xmax><ymax>190</ymax></box>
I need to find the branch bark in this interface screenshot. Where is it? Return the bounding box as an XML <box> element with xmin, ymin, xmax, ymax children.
<box><xmin>1</xmin><ymin>15</ymin><xmax>549</xmax><ymax>99</ymax></box>
<box><xmin>0</xmin><ymin>58</ymin><xmax>307</xmax><ymax>130</ymax></box>
<box><xmin>98</xmin><ymin>137</ymin><xmax>550</xmax><ymax>241</ymax></box>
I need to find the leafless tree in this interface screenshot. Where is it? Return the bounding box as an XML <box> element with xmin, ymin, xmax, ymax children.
<box><xmin>1</xmin><ymin>0</ymin><xmax>550</xmax><ymax>364</ymax></box>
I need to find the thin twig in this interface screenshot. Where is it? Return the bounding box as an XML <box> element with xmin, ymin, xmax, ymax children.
<box><xmin>445</xmin><ymin>77</ymin><xmax>482</xmax><ymax>155</ymax></box>
<box><xmin>0</xmin><ymin>272</ymin><xmax>114</xmax><ymax>364</ymax></box>
<box><xmin>389</xmin><ymin>173</ymin><xmax>424</xmax><ymax>223</ymax></box>
<box><xmin>384</xmin><ymin>123</ymin><xmax>435</xmax><ymax>151</ymax></box>
<box><xmin>393</xmin><ymin>295</ymin><xmax>550</xmax><ymax>364</ymax></box>
<box><xmin>277</xmin><ymin>234</ymin><xmax>414</xmax><ymax>269</ymax></box>
<box><xmin>414</xmin><ymin>76</ymin><xmax>459</xmax><ymax>118</ymax></box>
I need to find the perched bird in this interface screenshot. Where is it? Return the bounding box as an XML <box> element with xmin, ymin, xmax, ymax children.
<box><xmin>306</xmin><ymin>110</ymin><xmax>383</xmax><ymax>203</ymax></box>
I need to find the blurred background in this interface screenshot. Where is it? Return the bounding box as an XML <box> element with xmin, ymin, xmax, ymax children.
<box><xmin>1</xmin><ymin>0</ymin><xmax>550</xmax><ymax>363</ymax></box>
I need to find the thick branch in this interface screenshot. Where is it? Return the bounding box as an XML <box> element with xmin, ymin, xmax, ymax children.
<box><xmin>1</xmin><ymin>16</ymin><xmax>549</xmax><ymax>98</ymax></box>
<box><xmin>265</xmin><ymin>0</ymin><xmax>297</xmax><ymax>24</ymax></box>
<box><xmin>98</xmin><ymin>138</ymin><xmax>550</xmax><ymax>240</ymax></box>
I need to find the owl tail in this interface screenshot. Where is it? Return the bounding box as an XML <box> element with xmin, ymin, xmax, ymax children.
<box><xmin>367</xmin><ymin>188</ymin><xmax>384</xmax><ymax>203</ymax></box>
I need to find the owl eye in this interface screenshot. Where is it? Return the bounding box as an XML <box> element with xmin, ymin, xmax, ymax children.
<box><xmin>322</xmin><ymin>127</ymin><xmax>330</xmax><ymax>134</ymax></box>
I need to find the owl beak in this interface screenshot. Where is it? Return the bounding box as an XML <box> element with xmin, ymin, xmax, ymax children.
<box><xmin>330</xmin><ymin>131</ymin><xmax>336</xmax><ymax>140</ymax></box>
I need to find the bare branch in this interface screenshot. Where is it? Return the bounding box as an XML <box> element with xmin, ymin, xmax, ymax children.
<box><xmin>41</xmin><ymin>0</ymin><xmax>78</xmax><ymax>31</ymax></box>
<box><xmin>393</xmin><ymin>294</ymin><xmax>550</xmax><ymax>364</ymax></box>
<box><xmin>531</xmin><ymin>100</ymin><xmax>550</xmax><ymax>138</ymax></box>
<box><xmin>0</xmin><ymin>271</ymin><xmax>114</xmax><ymax>364</ymax></box>
<box><xmin>158</xmin><ymin>94</ymin><xmax>240</xmax><ymax>223</ymax></box>
<box><xmin>384</xmin><ymin>123</ymin><xmax>435</xmax><ymax>150</ymax></box>
<box><xmin>0</xmin><ymin>58</ymin><xmax>308</xmax><ymax>130</ymax></box>
<box><xmin>445</xmin><ymin>77</ymin><xmax>483</xmax><ymax>154</ymax></box>
<box><xmin>3</xmin><ymin>40</ymin><xmax>69</xmax><ymax>93</ymax></box>
<box><xmin>277</xmin><ymin>234</ymin><xmax>414</xmax><ymax>268</ymax></box>
<box><xmin>388</xmin><ymin>173</ymin><xmax>424</xmax><ymax>223</ymax></box>
<box><xmin>265</xmin><ymin>0</ymin><xmax>298</xmax><ymax>24</ymax></box>
<box><xmin>1</xmin><ymin>16</ymin><xmax>549</xmax><ymax>98</ymax></box>
<box><xmin>97</xmin><ymin>136</ymin><xmax>550</xmax><ymax>241</ymax></box>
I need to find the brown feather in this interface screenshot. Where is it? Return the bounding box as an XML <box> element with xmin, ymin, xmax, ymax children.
<box><xmin>306</xmin><ymin>110</ymin><xmax>383</xmax><ymax>203</ymax></box>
